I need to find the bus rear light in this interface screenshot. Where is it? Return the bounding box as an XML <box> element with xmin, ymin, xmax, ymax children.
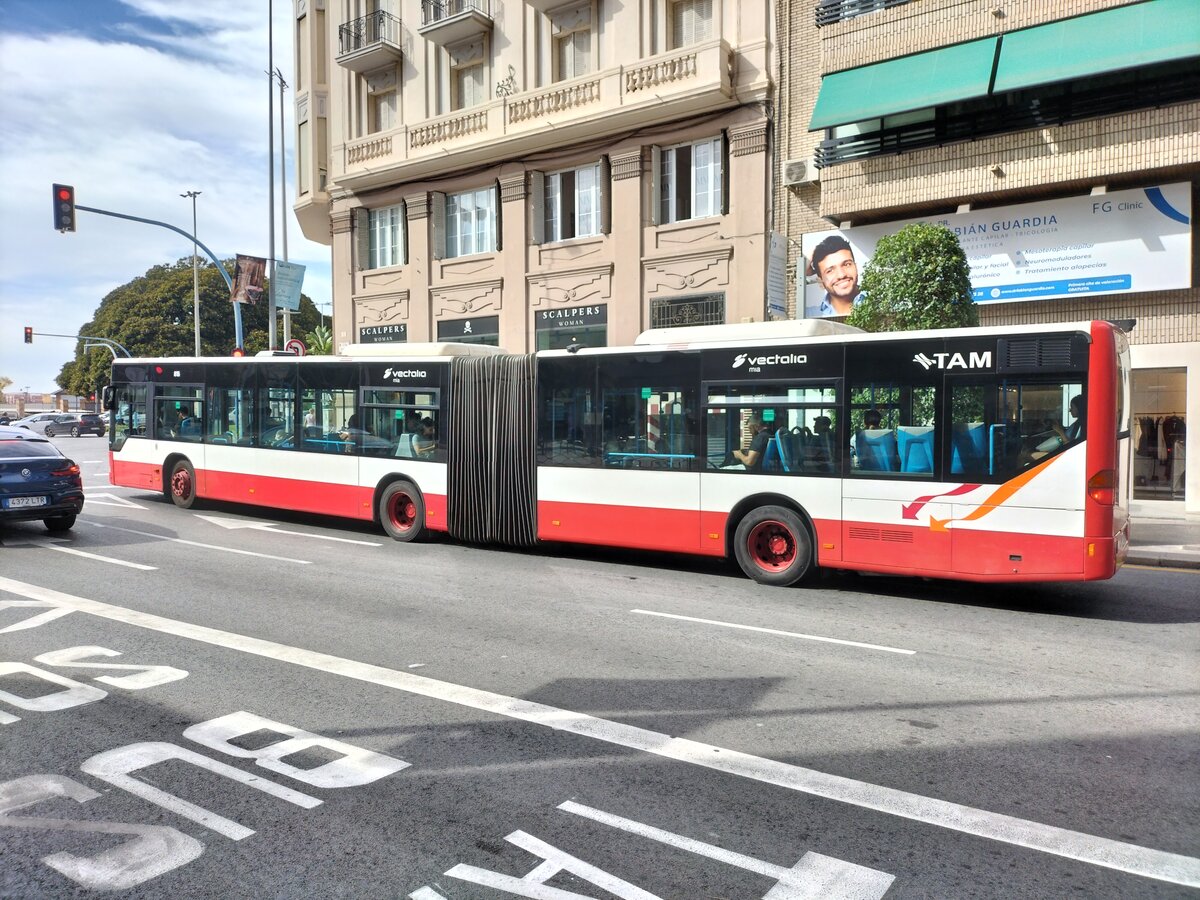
<box><xmin>1088</xmin><ymin>469</ymin><xmax>1115</xmax><ymax>506</ymax></box>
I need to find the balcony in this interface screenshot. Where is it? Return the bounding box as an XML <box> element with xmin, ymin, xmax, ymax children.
<box><xmin>418</xmin><ymin>0</ymin><xmax>492</xmax><ymax>46</ymax></box>
<box><xmin>337</xmin><ymin>10</ymin><xmax>403</xmax><ymax>74</ymax></box>
<box><xmin>339</xmin><ymin>39</ymin><xmax>735</xmax><ymax>190</ymax></box>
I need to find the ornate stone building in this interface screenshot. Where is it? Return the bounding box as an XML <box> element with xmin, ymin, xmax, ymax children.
<box><xmin>293</xmin><ymin>0</ymin><xmax>775</xmax><ymax>353</ymax></box>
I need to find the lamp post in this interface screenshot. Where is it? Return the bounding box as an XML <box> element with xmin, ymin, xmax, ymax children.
<box><xmin>180</xmin><ymin>190</ymin><xmax>202</xmax><ymax>356</ymax></box>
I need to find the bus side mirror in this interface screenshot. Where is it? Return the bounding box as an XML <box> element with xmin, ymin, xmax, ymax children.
<box><xmin>101</xmin><ymin>385</ymin><xmax>115</xmax><ymax>410</ymax></box>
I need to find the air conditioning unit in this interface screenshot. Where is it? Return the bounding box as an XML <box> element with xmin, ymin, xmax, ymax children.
<box><xmin>783</xmin><ymin>157</ymin><xmax>820</xmax><ymax>187</ymax></box>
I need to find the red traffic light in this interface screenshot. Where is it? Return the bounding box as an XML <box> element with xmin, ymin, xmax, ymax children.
<box><xmin>24</xmin><ymin>326</ymin><xmax>33</xmax><ymax>344</ymax></box>
<box><xmin>231</xmin><ymin>347</ymin><xmax>245</xmax><ymax>357</ymax></box>
<box><xmin>52</xmin><ymin>183</ymin><xmax>76</xmax><ymax>233</ymax></box>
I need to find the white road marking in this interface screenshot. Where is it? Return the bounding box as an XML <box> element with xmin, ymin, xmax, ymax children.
<box><xmin>78</xmin><ymin>521</ymin><xmax>311</xmax><ymax>564</ymax></box>
<box><xmin>632</xmin><ymin>609</ymin><xmax>915</xmax><ymax>655</ymax></box>
<box><xmin>82</xmin><ymin>492</ymin><xmax>146</xmax><ymax>509</ymax></box>
<box><xmin>39</xmin><ymin>543</ymin><xmax>157</xmax><ymax>571</ymax></box>
<box><xmin>559</xmin><ymin>801</ymin><xmax>894</xmax><ymax>898</ymax></box>
<box><xmin>194</xmin><ymin>514</ymin><xmax>382</xmax><ymax>546</ymax></box>
<box><xmin>0</xmin><ymin>576</ymin><xmax>1195</xmax><ymax>889</ymax></box>
<box><xmin>0</xmin><ymin>600</ymin><xmax>73</xmax><ymax>634</ymax></box>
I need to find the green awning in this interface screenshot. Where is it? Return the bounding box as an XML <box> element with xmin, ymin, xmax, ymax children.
<box><xmin>809</xmin><ymin>37</ymin><xmax>999</xmax><ymax>130</ymax></box>
<box><xmin>994</xmin><ymin>0</ymin><xmax>1200</xmax><ymax>93</ymax></box>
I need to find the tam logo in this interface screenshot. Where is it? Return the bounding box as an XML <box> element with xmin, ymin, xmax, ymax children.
<box><xmin>912</xmin><ymin>351</ymin><xmax>992</xmax><ymax>370</ymax></box>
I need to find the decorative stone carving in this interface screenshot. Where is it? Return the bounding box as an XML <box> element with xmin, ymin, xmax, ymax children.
<box><xmin>331</xmin><ymin>210</ymin><xmax>354</xmax><ymax>235</ymax></box>
<box><xmin>431</xmin><ymin>279</ymin><xmax>503</xmax><ymax>316</ymax></box>
<box><xmin>347</xmin><ymin>135</ymin><xmax>392</xmax><ymax>164</ymax></box>
<box><xmin>405</xmin><ymin>193</ymin><xmax>429</xmax><ymax>220</ymax></box>
<box><xmin>499</xmin><ymin>174</ymin><xmax>527</xmax><ymax>203</ymax></box>
<box><xmin>365</xmin><ymin>69</ymin><xmax>397</xmax><ymax>94</ymax></box>
<box><xmin>527</xmin><ymin>264</ymin><xmax>613</xmax><ymax>308</ymax></box>
<box><xmin>355</xmin><ymin>291</ymin><xmax>410</xmax><ymax>325</ymax></box>
<box><xmin>643</xmin><ymin>248</ymin><xmax>732</xmax><ymax>296</ymax></box>
<box><xmin>297</xmin><ymin>94</ymin><xmax>309</xmax><ymax>124</ymax></box>
<box><xmin>410</xmin><ymin>110</ymin><xmax>487</xmax><ymax>148</ymax></box>
<box><xmin>609</xmin><ymin>149</ymin><xmax>643</xmax><ymax>181</ymax></box>
<box><xmin>729</xmin><ymin>120</ymin><xmax>768</xmax><ymax>157</ymax></box>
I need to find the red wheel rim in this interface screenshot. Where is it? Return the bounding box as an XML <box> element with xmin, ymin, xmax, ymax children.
<box><xmin>388</xmin><ymin>492</ymin><xmax>416</xmax><ymax>531</ymax></box>
<box><xmin>171</xmin><ymin>468</ymin><xmax>192</xmax><ymax>501</ymax></box>
<box><xmin>747</xmin><ymin>520</ymin><xmax>796</xmax><ymax>572</ymax></box>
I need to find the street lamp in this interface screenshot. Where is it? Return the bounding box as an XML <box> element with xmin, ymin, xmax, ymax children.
<box><xmin>180</xmin><ymin>190</ymin><xmax>202</xmax><ymax>356</ymax></box>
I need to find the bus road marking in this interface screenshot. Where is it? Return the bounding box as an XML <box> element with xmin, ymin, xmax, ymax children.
<box><xmin>195</xmin><ymin>514</ymin><xmax>382</xmax><ymax>546</ymax></box>
<box><xmin>0</xmin><ymin>575</ymin><xmax>1195</xmax><ymax>890</ymax></box>
<box><xmin>82</xmin><ymin>492</ymin><xmax>147</xmax><ymax>509</ymax></box>
<box><xmin>632</xmin><ymin>609</ymin><xmax>916</xmax><ymax>655</ymax></box>
<box><xmin>79</xmin><ymin>521</ymin><xmax>312</xmax><ymax>565</ymax></box>
<box><xmin>39</xmin><ymin>543</ymin><xmax>157</xmax><ymax>571</ymax></box>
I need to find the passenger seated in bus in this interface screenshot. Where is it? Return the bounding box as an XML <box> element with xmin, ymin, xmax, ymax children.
<box><xmin>1029</xmin><ymin>395</ymin><xmax>1085</xmax><ymax>461</ymax></box>
<box><xmin>730</xmin><ymin>413</ymin><xmax>771</xmax><ymax>470</ymax></box>
<box><xmin>806</xmin><ymin>416</ymin><xmax>834</xmax><ymax>470</ymax></box>
<box><xmin>412</xmin><ymin>417</ymin><xmax>437</xmax><ymax>457</ymax></box>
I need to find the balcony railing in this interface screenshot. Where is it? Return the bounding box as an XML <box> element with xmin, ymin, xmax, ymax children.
<box><xmin>337</xmin><ymin>10</ymin><xmax>403</xmax><ymax>72</ymax></box>
<box><xmin>419</xmin><ymin>0</ymin><xmax>492</xmax><ymax>44</ymax></box>
<box><xmin>815</xmin><ymin>0</ymin><xmax>911</xmax><ymax>27</ymax></box>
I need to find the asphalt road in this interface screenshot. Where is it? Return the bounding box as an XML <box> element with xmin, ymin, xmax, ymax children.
<box><xmin>1</xmin><ymin>434</ymin><xmax>1197</xmax><ymax>899</ymax></box>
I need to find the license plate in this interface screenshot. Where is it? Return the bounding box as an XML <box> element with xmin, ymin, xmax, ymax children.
<box><xmin>4</xmin><ymin>496</ymin><xmax>49</xmax><ymax>509</ymax></box>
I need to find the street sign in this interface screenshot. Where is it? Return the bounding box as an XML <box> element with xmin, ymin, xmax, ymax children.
<box><xmin>284</xmin><ymin>338</ymin><xmax>306</xmax><ymax>356</ymax></box>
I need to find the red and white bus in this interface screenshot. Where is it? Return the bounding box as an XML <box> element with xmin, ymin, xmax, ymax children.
<box><xmin>106</xmin><ymin>318</ymin><xmax>1131</xmax><ymax>585</ymax></box>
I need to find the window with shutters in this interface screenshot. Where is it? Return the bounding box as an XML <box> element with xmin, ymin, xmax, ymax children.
<box><xmin>444</xmin><ymin>186</ymin><xmax>497</xmax><ymax>258</ymax></box>
<box><xmin>541</xmin><ymin>163</ymin><xmax>601</xmax><ymax>243</ymax></box>
<box><xmin>657</xmin><ymin>136</ymin><xmax>723</xmax><ymax>224</ymax></box>
<box><xmin>368</xmin><ymin>204</ymin><xmax>405</xmax><ymax>269</ymax></box>
<box><xmin>370</xmin><ymin>90</ymin><xmax>397</xmax><ymax>133</ymax></box>
<box><xmin>669</xmin><ymin>0</ymin><xmax>712</xmax><ymax>50</ymax></box>
<box><xmin>551</xmin><ymin>2</ymin><xmax>593</xmax><ymax>82</ymax></box>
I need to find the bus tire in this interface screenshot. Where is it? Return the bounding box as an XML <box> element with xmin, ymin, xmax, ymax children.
<box><xmin>379</xmin><ymin>480</ymin><xmax>424</xmax><ymax>542</ymax></box>
<box><xmin>733</xmin><ymin>505</ymin><xmax>813</xmax><ymax>587</ymax></box>
<box><xmin>168</xmin><ymin>459</ymin><xmax>198</xmax><ymax>509</ymax></box>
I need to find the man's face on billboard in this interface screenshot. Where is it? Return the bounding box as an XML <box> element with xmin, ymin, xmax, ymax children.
<box><xmin>817</xmin><ymin>249</ymin><xmax>859</xmax><ymax>308</ymax></box>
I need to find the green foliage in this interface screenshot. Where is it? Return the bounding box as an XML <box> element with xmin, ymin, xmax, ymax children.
<box><xmin>56</xmin><ymin>258</ymin><xmax>323</xmax><ymax>395</ymax></box>
<box><xmin>846</xmin><ymin>223</ymin><xmax>978</xmax><ymax>333</ymax></box>
<box><xmin>0</xmin><ymin>376</ymin><xmax>11</xmax><ymax>393</ymax></box>
<box><xmin>305</xmin><ymin>323</ymin><xmax>333</xmax><ymax>355</ymax></box>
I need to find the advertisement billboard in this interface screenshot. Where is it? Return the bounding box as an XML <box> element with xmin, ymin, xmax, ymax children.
<box><xmin>800</xmin><ymin>183</ymin><xmax>1192</xmax><ymax>318</ymax></box>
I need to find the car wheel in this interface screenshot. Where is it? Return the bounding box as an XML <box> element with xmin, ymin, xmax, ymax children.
<box><xmin>168</xmin><ymin>459</ymin><xmax>198</xmax><ymax>509</ymax></box>
<box><xmin>378</xmin><ymin>480</ymin><xmax>424</xmax><ymax>542</ymax></box>
<box><xmin>44</xmin><ymin>515</ymin><xmax>76</xmax><ymax>532</ymax></box>
<box><xmin>70</xmin><ymin>426</ymin><xmax>80</xmax><ymax>437</ymax></box>
<box><xmin>733</xmin><ymin>505</ymin><xmax>814</xmax><ymax>587</ymax></box>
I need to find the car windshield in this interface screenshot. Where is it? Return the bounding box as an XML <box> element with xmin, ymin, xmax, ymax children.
<box><xmin>0</xmin><ymin>439</ymin><xmax>62</xmax><ymax>458</ymax></box>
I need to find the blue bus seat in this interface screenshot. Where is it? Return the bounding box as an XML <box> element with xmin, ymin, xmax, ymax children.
<box><xmin>898</xmin><ymin>426</ymin><xmax>935</xmax><ymax>473</ymax></box>
<box><xmin>857</xmin><ymin>429</ymin><xmax>899</xmax><ymax>472</ymax></box>
<box><xmin>950</xmin><ymin>422</ymin><xmax>986</xmax><ymax>473</ymax></box>
<box><xmin>762</xmin><ymin>434</ymin><xmax>782</xmax><ymax>472</ymax></box>
<box><xmin>775</xmin><ymin>430</ymin><xmax>796</xmax><ymax>472</ymax></box>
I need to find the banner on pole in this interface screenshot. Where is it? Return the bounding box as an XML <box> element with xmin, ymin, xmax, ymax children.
<box><xmin>273</xmin><ymin>261</ymin><xmax>306</xmax><ymax>312</ymax></box>
<box><xmin>230</xmin><ymin>254</ymin><xmax>266</xmax><ymax>305</ymax></box>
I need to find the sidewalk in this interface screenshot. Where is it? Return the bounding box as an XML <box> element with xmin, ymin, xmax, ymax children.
<box><xmin>1127</xmin><ymin>511</ymin><xmax>1200</xmax><ymax>570</ymax></box>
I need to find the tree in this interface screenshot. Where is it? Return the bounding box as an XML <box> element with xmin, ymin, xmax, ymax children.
<box><xmin>56</xmin><ymin>258</ymin><xmax>323</xmax><ymax>396</ymax></box>
<box><xmin>846</xmin><ymin>223</ymin><xmax>978</xmax><ymax>333</ymax></box>
<box><xmin>0</xmin><ymin>376</ymin><xmax>11</xmax><ymax>393</ymax></box>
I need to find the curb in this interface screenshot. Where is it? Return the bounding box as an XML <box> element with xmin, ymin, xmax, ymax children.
<box><xmin>1124</xmin><ymin>551</ymin><xmax>1200</xmax><ymax>570</ymax></box>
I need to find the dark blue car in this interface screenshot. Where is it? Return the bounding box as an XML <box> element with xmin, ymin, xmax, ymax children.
<box><xmin>0</xmin><ymin>426</ymin><xmax>84</xmax><ymax>531</ymax></box>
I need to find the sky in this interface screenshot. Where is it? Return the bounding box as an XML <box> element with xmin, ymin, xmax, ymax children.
<box><xmin>0</xmin><ymin>0</ymin><xmax>332</xmax><ymax>395</ymax></box>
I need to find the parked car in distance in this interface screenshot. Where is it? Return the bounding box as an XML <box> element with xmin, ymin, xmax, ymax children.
<box><xmin>8</xmin><ymin>412</ymin><xmax>63</xmax><ymax>434</ymax></box>
<box><xmin>45</xmin><ymin>412</ymin><xmax>106</xmax><ymax>438</ymax></box>
<box><xmin>0</xmin><ymin>426</ymin><xmax>84</xmax><ymax>531</ymax></box>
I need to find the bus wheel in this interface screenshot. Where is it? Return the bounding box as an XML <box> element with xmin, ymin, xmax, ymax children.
<box><xmin>734</xmin><ymin>506</ymin><xmax>812</xmax><ymax>586</ymax></box>
<box><xmin>380</xmin><ymin>480</ymin><xmax>424</xmax><ymax>542</ymax></box>
<box><xmin>168</xmin><ymin>460</ymin><xmax>197</xmax><ymax>509</ymax></box>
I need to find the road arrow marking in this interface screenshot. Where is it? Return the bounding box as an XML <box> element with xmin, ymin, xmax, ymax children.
<box><xmin>2</xmin><ymin>534</ymin><xmax>157</xmax><ymax>570</ymax></box>
<box><xmin>83</xmin><ymin>492</ymin><xmax>147</xmax><ymax>509</ymax></box>
<box><xmin>195</xmin><ymin>514</ymin><xmax>381</xmax><ymax>546</ymax></box>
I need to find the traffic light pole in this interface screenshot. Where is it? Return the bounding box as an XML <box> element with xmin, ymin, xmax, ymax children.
<box><xmin>74</xmin><ymin>204</ymin><xmax>244</xmax><ymax>350</ymax></box>
<box><xmin>28</xmin><ymin>332</ymin><xmax>131</xmax><ymax>357</ymax></box>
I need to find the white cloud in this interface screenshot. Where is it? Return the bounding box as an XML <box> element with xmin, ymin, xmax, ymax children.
<box><xmin>0</xmin><ymin>1</ymin><xmax>331</xmax><ymax>394</ymax></box>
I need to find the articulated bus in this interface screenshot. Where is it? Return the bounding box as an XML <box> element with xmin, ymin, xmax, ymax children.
<box><xmin>106</xmin><ymin>319</ymin><xmax>1131</xmax><ymax>585</ymax></box>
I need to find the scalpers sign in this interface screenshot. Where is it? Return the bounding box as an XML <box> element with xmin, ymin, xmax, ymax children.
<box><xmin>800</xmin><ymin>182</ymin><xmax>1192</xmax><ymax>318</ymax></box>
<box><xmin>535</xmin><ymin>305</ymin><xmax>607</xmax><ymax>330</ymax></box>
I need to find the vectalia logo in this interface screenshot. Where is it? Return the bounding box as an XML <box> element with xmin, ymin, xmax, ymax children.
<box><xmin>912</xmin><ymin>351</ymin><xmax>992</xmax><ymax>370</ymax></box>
<box><xmin>732</xmin><ymin>352</ymin><xmax>807</xmax><ymax>369</ymax></box>
<box><xmin>382</xmin><ymin>367</ymin><xmax>428</xmax><ymax>379</ymax></box>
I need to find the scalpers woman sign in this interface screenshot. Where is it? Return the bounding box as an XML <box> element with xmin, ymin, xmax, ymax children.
<box><xmin>800</xmin><ymin>183</ymin><xmax>1191</xmax><ymax>318</ymax></box>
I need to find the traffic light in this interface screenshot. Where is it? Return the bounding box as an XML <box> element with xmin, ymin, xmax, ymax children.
<box><xmin>24</xmin><ymin>326</ymin><xmax>33</xmax><ymax>344</ymax></box>
<box><xmin>231</xmin><ymin>346</ymin><xmax>245</xmax><ymax>357</ymax></box>
<box><xmin>52</xmin><ymin>183</ymin><xmax>76</xmax><ymax>232</ymax></box>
